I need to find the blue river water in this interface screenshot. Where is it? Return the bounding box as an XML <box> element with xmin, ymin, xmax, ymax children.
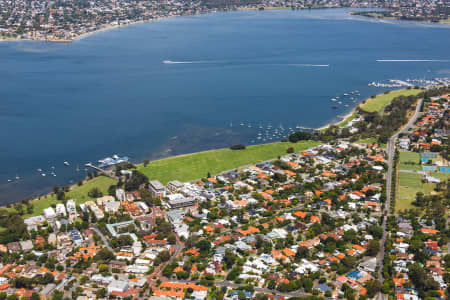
<box><xmin>0</xmin><ymin>8</ymin><xmax>449</xmax><ymax>203</ymax></box>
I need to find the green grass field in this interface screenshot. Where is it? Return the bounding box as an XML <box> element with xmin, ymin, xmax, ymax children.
<box><xmin>264</xmin><ymin>6</ymin><xmax>291</xmax><ymax>10</ymax></box>
<box><xmin>337</xmin><ymin>111</ymin><xmax>358</xmax><ymax>128</ymax></box>
<box><xmin>399</xmin><ymin>151</ymin><xmax>422</xmax><ymax>171</ymax></box>
<box><xmin>396</xmin><ymin>172</ymin><xmax>435</xmax><ymax>212</ymax></box>
<box><xmin>11</xmin><ymin>176</ymin><xmax>117</xmax><ymax>217</ymax></box>
<box><xmin>355</xmin><ymin>137</ymin><xmax>378</xmax><ymax>144</ymax></box>
<box><xmin>360</xmin><ymin>89</ymin><xmax>422</xmax><ymax>113</ymax></box>
<box><xmin>431</xmin><ymin>172</ymin><xmax>450</xmax><ymax>180</ymax></box>
<box><xmin>137</xmin><ymin>141</ymin><xmax>319</xmax><ymax>185</ymax></box>
<box><xmin>367</xmin><ymin>13</ymin><xmax>383</xmax><ymax>18</ymax></box>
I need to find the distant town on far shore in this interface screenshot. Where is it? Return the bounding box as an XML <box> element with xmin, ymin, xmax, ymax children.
<box><xmin>0</xmin><ymin>0</ymin><xmax>448</xmax><ymax>42</ymax></box>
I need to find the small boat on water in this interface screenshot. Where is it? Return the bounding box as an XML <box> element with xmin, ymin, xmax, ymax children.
<box><xmin>64</xmin><ymin>161</ymin><xmax>70</xmax><ymax>166</ymax></box>
<box><xmin>7</xmin><ymin>179</ymin><xmax>12</xmax><ymax>182</ymax></box>
<box><xmin>37</xmin><ymin>168</ymin><xmax>42</xmax><ymax>172</ymax></box>
<box><xmin>332</xmin><ymin>105</ymin><xmax>338</xmax><ymax>109</ymax></box>
<box><xmin>15</xmin><ymin>176</ymin><xmax>20</xmax><ymax>180</ymax></box>
<box><xmin>41</xmin><ymin>173</ymin><xmax>46</xmax><ymax>177</ymax></box>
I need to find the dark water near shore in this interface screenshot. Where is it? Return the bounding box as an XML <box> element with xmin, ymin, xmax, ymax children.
<box><xmin>0</xmin><ymin>9</ymin><xmax>449</xmax><ymax>203</ymax></box>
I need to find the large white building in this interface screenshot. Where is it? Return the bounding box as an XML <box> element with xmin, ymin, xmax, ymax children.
<box><xmin>116</xmin><ymin>189</ymin><xmax>126</xmax><ymax>202</ymax></box>
<box><xmin>66</xmin><ymin>199</ymin><xmax>77</xmax><ymax>218</ymax></box>
<box><xmin>44</xmin><ymin>207</ymin><xmax>56</xmax><ymax>220</ymax></box>
<box><xmin>55</xmin><ymin>203</ymin><xmax>66</xmax><ymax>217</ymax></box>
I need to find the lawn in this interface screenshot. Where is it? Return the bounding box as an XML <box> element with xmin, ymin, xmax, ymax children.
<box><xmin>398</xmin><ymin>151</ymin><xmax>421</xmax><ymax>171</ymax></box>
<box><xmin>337</xmin><ymin>111</ymin><xmax>358</xmax><ymax>128</ymax></box>
<box><xmin>355</xmin><ymin>137</ymin><xmax>378</xmax><ymax>144</ymax></box>
<box><xmin>367</xmin><ymin>13</ymin><xmax>383</xmax><ymax>18</ymax></box>
<box><xmin>360</xmin><ymin>88</ymin><xmax>422</xmax><ymax>113</ymax></box>
<box><xmin>396</xmin><ymin>172</ymin><xmax>436</xmax><ymax>212</ymax></box>
<box><xmin>431</xmin><ymin>172</ymin><xmax>450</xmax><ymax>180</ymax></box>
<box><xmin>137</xmin><ymin>141</ymin><xmax>319</xmax><ymax>185</ymax></box>
<box><xmin>18</xmin><ymin>176</ymin><xmax>117</xmax><ymax>217</ymax></box>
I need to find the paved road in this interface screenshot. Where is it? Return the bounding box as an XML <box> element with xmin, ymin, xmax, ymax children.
<box><xmin>64</xmin><ymin>277</ymin><xmax>80</xmax><ymax>299</ymax></box>
<box><xmin>90</xmin><ymin>226</ymin><xmax>113</xmax><ymax>251</ymax></box>
<box><xmin>147</xmin><ymin>234</ymin><xmax>185</xmax><ymax>288</ymax></box>
<box><xmin>376</xmin><ymin>98</ymin><xmax>423</xmax><ymax>295</ymax></box>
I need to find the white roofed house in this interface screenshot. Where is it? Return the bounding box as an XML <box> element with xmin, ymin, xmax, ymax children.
<box><xmin>104</xmin><ymin>201</ymin><xmax>120</xmax><ymax>213</ymax></box>
<box><xmin>148</xmin><ymin>180</ymin><xmax>165</xmax><ymax>199</ymax></box>
<box><xmin>66</xmin><ymin>199</ymin><xmax>77</xmax><ymax>220</ymax></box>
<box><xmin>167</xmin><ymin>180</ymin><xmax>184</xmax><ymax>193</ymax></box>
<box><xmin>107</xmin><ymin>280</ymin><xmax>128</xmax><ymax>294</ymax></box>
<box><xmin>84</xmin><ymin>201</ymin><xmax>104</xmax><ymax>220</ymax></box>
<box><xmin>19</xmin><ymin>240</ymin><xmax>33</xmax><ymax>252</ymax></box>
<box><xmin>136</xmin><ymin>201</ymin><xmax>149</xmax><ymax>213</ymax></box>
<box><xmin>97</xmin><ymin>195</ymin><xmax>115</xmax><ymax>206</ymax></box>
<box><xmin>55</xmin><ymin>203</ymin><xmax>66</xmax><ymax>217</ymax></box>
<box><xmin>116</xmin><ymin>189</ymin><xmax>126</xmax><ymax>202</ymax></box>
<box><xmin>295</xmin><ymin>259</ymin><xmax>319</xmax><ymax>274</ymax></box>
<box><xmin>398</xmin><ymin>137</ymin><xmax>410</xmax><ymax>149</ymax></box>
<box><xmin>44</xmin><ymin>207</ymin><xmax>56</xmax><ymax>220</ymax></box>
<box><xmin>166</xmin><ymin>194</ymin><xmax>196</xmax><ymax>209</ymax></box>
<box><xmin>24</xmin><ymin>215</ymin><xmax>45</xmax><ymax>232</ymax></box>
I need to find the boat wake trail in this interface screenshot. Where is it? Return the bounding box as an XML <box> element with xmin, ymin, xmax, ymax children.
<box><xmin>163</xmin><ymin>60</ymin><xmax>330</xmax><ymax>67</ymax></box>
<box><xmin>163</xmin><ymin>60</ymin><xmax>196</xmax><ymax>64</ymax></box>
<box><xmin>288</xmin><ymin>64</ymin><xmax>330</xmax><ymax>67</ymax></box>
<box><xmin>163</xmin><ymin>60</ymin><xmax>220</xmax><ymax>64</ymax></box>
<box><xmin>376</xmin><ymin>59</ymin><xmax>449</xmax><ymax>62</ymax></box>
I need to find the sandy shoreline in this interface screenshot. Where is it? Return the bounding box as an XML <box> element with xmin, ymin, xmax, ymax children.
<box><xmin>316</xmin><ymin>106</ymin><xmax>358</xmax><ymax>131</ymax></box>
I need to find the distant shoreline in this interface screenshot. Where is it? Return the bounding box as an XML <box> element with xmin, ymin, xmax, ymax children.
<box><xmin>0</xmin><ymin>7</ymin><xmax>393</xmax><ymax>43</ymax></box>
<box><xmin>0</xmin><ymin>15</ymin><xmax>186</xmax><ymax>43</ymax></box>
<box><xmin>348</xmin><ymin>11</ymin><xmax>450</xmax><ymax>24</ymax></box>
<box><xmin>0</xmin><ymin>7</ymin><xmax>309</xmax><ymax>43</ymax></box>
<box><xmin>2</xmin><ymin>7</ymin><xmax>448</xmax><ymax>43</ymax></box>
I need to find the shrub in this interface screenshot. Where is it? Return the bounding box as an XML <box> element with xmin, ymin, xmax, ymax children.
<box><xmin>230</xmin><ymin>144</ymin><xmax>246</xmax><ymax>150</ymax></box>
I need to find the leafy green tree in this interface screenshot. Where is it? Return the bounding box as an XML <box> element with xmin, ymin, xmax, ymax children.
<box><xmin>364</xmin><ymin>280</ymin><xmax>381</xmax><ymax>298</ymax></box>
<box><xmin>88</xmin><ymin>187</ymin><xmax>102</xmax><ymax>198</ymax></box>
<box><xmin>94</xmin><ymin>248</ymin><xmax>115</xmax><ymax>262</ymax></box>
<box><xmin>196</xmin><ymin>239</ymin><xmax>211</xmax><ymax>252</ymax></box>
<box><xmin>97</xmin><ymin>288</ymin><xmax>106</xmax><ymax>298</ymax></box>
<box><xmin>366</xmin><ymin>240</ymin><xmax>380</xmax><ymax>256</ymax></box>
